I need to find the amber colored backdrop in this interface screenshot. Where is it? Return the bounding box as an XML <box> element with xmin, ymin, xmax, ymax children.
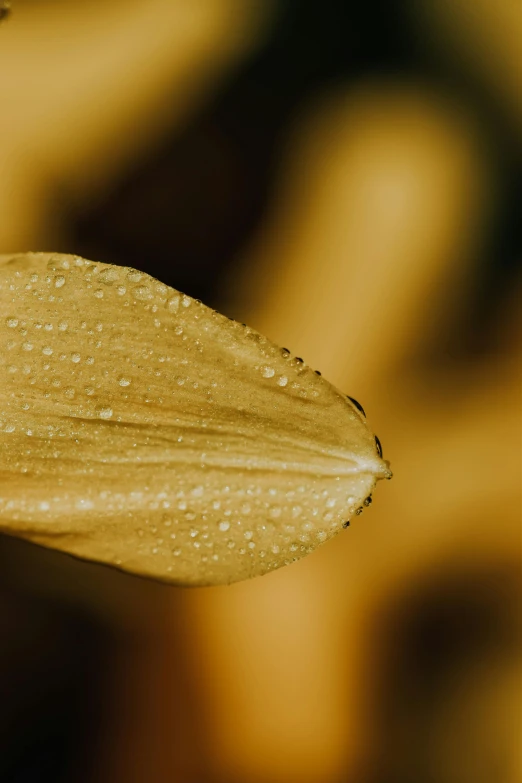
<box><xmin>0</xmin><ymin>1</ymin><xmax>520</xmax><ymax>782</ymax></box>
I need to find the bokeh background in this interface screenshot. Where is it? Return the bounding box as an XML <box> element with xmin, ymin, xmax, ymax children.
<box><xmin>0</xmin><ymin>1</ymin><xmax>520</xmax><ymax>781</ymax></box>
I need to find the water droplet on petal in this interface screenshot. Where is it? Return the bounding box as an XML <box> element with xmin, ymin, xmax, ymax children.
<box><xmin>95</xmin><ymin>405</ymin><xmax>113</xmax><ymax>420</ymax></box>
<box><xmin>133</xmin><ymin>284</ymin><xmax>153</xmax><ymax>301</ymax></box>
<box><xmin>99</xmin><ymin>268</ymin><xmax>120</xmax><ymax>285</ymax></box>
<box><xmin>166</xmin><ymin>294</ymin><xmax>180</xmax><ymax>313</ymax></box>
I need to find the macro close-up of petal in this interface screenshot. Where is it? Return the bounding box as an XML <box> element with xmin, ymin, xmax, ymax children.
<box><xmin>0</xmin><ymin>253</ymin><xmax>390</xmax><ymax>586</ymax></box>
<box><xmin>0</xmin><ymin>3</ymin><xmax>519</xmax><ymax>781</ymax></box>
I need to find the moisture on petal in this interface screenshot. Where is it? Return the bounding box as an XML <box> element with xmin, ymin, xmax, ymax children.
<box><xmin>0</xmin><ymin>253</ymin><xmax>391</xmax><ymax>586</ymax></box>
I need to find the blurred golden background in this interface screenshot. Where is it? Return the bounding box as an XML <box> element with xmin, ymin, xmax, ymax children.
<box><xmin>0</xmin><ymin>1</ymin><xmax>520</xmax><ymax>781</ymax></box>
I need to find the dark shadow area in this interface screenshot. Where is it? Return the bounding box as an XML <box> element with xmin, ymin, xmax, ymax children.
<box><xmin>364</xmin><ymin>561</ymin><xmax>521</xmax><ymax>783</ymax></box>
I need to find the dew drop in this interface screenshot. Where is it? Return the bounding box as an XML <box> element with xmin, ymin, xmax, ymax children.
<box><xmin>218</xmin><ymin>521</ymin><xmax>230</xmax><ymax>532</ymax></box>
<box><xmin>166</xmin><ymin>294</ymin><xmax>180</xmax><ymax>314</ymax></box>
<box><xmin>316</xmin><ymin>531</ymin><xmax>328</xmax><ymax>542</ymax></box>
<box><xmin>54</xmin><ymin>276</ymin><xmax>66</xmax><ymax>288</ymax></box>
<box><xmin>95</xmin><ymin>405</ymin><xmax>113</xmax><ymax>420</ymax></box>
<box><xmin>262</xmin><ymin>366</ymin><xmax>275</xmax><ymax>378</ymax></box>
<box><xmin>133</xmin><ymin>284</ymin><xmax>153</xmax><ymax>301</ymax></box>
<box><xmin>99</xmin><ymin>268</ymin><xmax>120</xmax><ymax>285</ymax></box>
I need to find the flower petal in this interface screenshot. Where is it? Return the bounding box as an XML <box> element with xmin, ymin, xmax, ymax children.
<box><xmin>0</xmin><ymin>253</ymin><xmax>391</xmax><ymax>585</ymax></box>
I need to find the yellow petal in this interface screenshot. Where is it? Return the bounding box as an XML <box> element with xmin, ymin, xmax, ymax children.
<box><xmin>0</xmin><ymin>253</ymin><xmax>390</xmax><ymax>585</ymax></box>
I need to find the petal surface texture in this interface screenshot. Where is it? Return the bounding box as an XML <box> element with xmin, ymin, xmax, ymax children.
<box><xmin>0</xmin><ymin>253</ymin><xmax>390</xmax><ymax>585</ymax></box>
